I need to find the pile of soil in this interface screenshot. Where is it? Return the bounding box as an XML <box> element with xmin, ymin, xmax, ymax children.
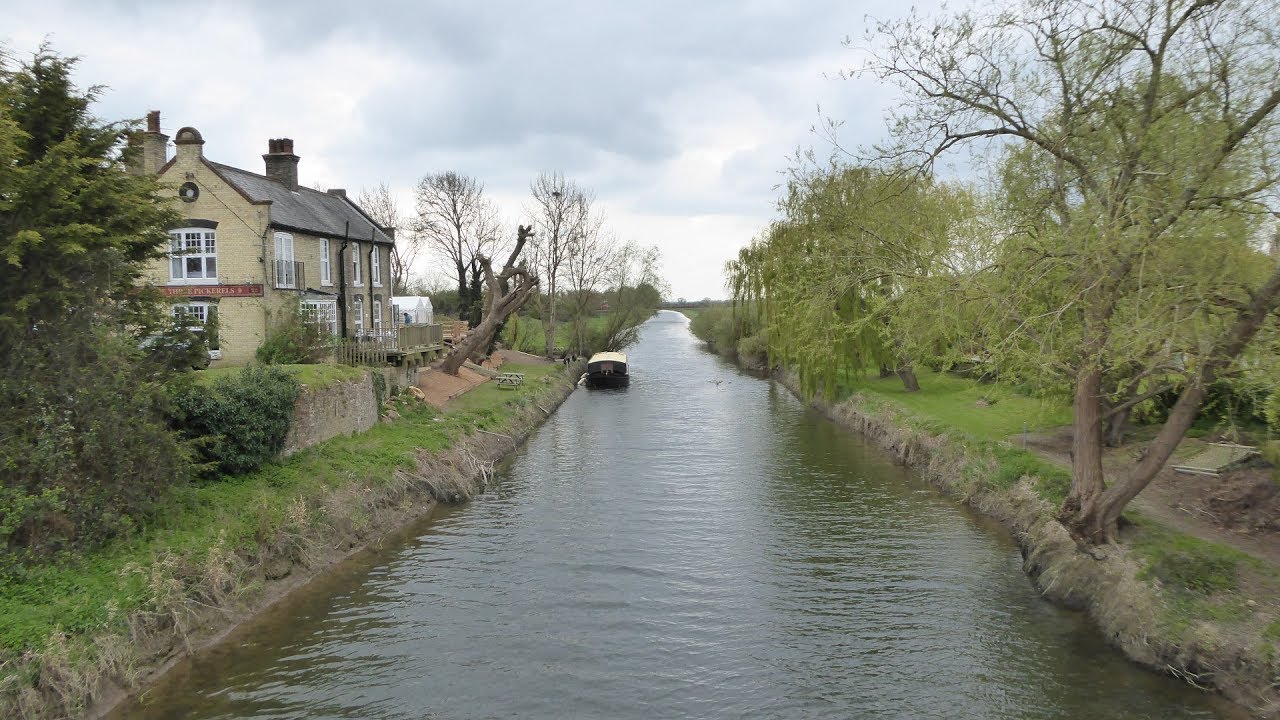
<box><xmin>1164</xmin><ymin>465</ymin><xmax>1280</xmax><ymax>534</ymax></box>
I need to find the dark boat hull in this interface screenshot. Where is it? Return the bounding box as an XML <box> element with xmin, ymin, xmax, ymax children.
<box><xmin>585</xmin><ymin>372</ymin><xmax>629</xmax><ymax>389</ymax></box>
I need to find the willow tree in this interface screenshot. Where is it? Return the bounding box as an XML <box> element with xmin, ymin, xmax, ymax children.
<box><xmin>729</xmin><ymin>161</ymin><xmax>972</xmax><ymax>398</ymax></box>
<box><xmin>866</xmin><ymin>0</ymin><xmax>1280</xmax><ymax>542</ymax></box>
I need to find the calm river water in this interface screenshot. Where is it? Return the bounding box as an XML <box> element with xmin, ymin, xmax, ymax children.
<box><xmin>116</xmin><ymin>310</ymin><xmax>1235</xmax><ymax>719</ymax></box>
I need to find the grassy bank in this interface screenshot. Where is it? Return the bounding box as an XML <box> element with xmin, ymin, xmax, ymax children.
<box><xmin>0</xmin><ymin>362</ymin><xmax>577</xmax><ymax>719</ymax></box>
<box><xmin>784</xmin><ymin>369</ymin><xmax>1280</xmax><ymax>715</ymax></box>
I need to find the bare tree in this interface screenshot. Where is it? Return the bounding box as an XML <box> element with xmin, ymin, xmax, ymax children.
<box><xmin>565</xmin><ymin>227</ymin><xmax>616</xmax><ymax>355</ymax></box>
<box><xmin>440</xmin><ymin>225</ymin><xmax>538</xmax><ymax>375</ymax></box>
<box><xmin>357</xmin><ymin>183</ymin><xmax>419</xmax><ymax>295</ymax></box>
<box><xmin>415</xmin><ymin>172</ymin><xmax>500</xmax><ymax>323</ymax></box>
<box><xmin>528</xmin><ymin>171</ymin><xmax>599</xmax><ymax>356</ymax></box>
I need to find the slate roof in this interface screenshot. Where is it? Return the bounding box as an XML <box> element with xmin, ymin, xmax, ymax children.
<box><xmin>209</xmin><ymin>161</ymin><xmax>393</xmax><ymax>244</ymax></box>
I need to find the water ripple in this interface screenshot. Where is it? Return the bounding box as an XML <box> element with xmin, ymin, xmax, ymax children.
<box><xmin>119</xmin><ymin>312</ymin><xmax>1234</xmax><ymax>720</ymax></box>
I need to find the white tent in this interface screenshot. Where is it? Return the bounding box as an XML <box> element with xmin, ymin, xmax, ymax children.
<box><xmin>392</xmin><ymin>295</ymin><xmax>433</xmax><ymax>325</ymax></box>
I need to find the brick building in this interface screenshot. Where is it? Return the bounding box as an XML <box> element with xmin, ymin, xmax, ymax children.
<box><xmin>133</xmin><ymin>112</ymin><xmax>395</xmax><ymax>365</ymax></box>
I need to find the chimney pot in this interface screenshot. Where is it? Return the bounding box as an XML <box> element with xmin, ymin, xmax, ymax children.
<box><xmin>131</xmin><ymin>111</ymin><xmax>170</xmax><ymax>175</ymax></box>
<box><xmin>263</xmin><ymin>137</ymin><xmax>300</xmax><ymax>190</ymax></box>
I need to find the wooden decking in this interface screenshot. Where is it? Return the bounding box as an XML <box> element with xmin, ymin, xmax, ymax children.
<box><xmin>1172</xmin><ymin>442</ymin><xmax>1259</xmax><ymax>477</ymax></box>
<box><xmin>336</xmin><ymin>323</ymin><xmax>443</xmax><ymax>368</ymax></box>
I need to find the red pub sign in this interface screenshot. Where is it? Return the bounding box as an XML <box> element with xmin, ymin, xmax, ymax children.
<box><xmin>161</xmin><ymin>284</ymin><xmax>263</xmax><ymax>298</ymax></box>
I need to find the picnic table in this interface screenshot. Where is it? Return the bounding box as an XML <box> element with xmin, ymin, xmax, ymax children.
<box><xmin>495</xmin><ymin>372</ymin><xmax>525</xmax><ymax>389</ymax></box>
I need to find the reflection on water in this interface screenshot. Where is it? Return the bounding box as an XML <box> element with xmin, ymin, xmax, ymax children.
<box><xmin>116</xmin><ymin>311</ymin><xmax>1235</xmax><ymax>720</ymax></box>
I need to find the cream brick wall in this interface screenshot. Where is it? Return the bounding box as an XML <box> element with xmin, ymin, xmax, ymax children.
<box><xmin>210</xmin><ymin>297</ymin><xmax>266</xmax><ymax>366</ymax></box>
<box><xmin>144</xmin><ymin>134</ymin><xmax>397</xmax><ymax>361</ymax></box>
<box><xmin>150</xmin><ymin>139</ymin><xmax>270</xmax><ymax>366</ymax></box>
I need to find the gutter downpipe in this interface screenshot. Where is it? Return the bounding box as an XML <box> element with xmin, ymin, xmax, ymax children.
<box><xmin>338</xmin><ymin>221</ymin><xmax>350</xmax><ymax>339</ymax></box>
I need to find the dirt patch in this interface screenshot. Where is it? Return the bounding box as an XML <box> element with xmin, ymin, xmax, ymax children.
<box><xmin>416</xmin><ymin>365</ymin><xmax>490</xmax><ymax>409</ymax></box>
<box><xmin>1015</xmin><ymin>426</ymin><xmax>1280</xmax><ymax>568</ymax></box>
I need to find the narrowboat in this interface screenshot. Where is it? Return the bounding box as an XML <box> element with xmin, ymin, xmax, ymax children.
<box><xmin>584</xmin><ymin>351</ymin><xmax>629</xmax><ymax>388</ymax></box>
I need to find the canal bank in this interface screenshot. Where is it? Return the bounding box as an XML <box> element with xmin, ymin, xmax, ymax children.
<box><xmin>773</xmin><ymin>370</ymin><xmax>1280</xmax><ymax>718</ymax></box>
<box><xmin>2</xmin><ymin>361</ymin><xmax>583</xmax><ymax>720</ymax></box>
<box><xmin>111</xmin><ymin>311</ymin><xmax>1236</xmax><ymax>720</ymax></box>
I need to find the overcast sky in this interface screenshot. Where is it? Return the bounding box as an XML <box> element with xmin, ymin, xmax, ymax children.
<box><xmin>7</xmin><ymin>0</ymin><xmax>940</xmax><ymax>300</ymax></box>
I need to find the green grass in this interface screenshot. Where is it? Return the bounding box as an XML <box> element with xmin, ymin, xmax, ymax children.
<box><xmin>502</xmin><ymin>315</ymin><xmax>609</xmax><ymax>355</ymax></box>
<box><xmin>675</xmin><ymin>308</ymin><xmax>704</xmax><ymax>321</ymax></box>
<box><xmin>828</xmin><ymin>368</ymin><xmax>1074</xmax><ymax>502</ymax></box>
<box><xmin>196</xmin><ymin>363</ymin><xmax>366</xmax><ymax>389</ymax></box>
<box><xmin>1128</xmin><ymin>513</ymin><xmax>1257</xmax><ymax>596</ymax></box>
<box><xmin>837</xmin><ymin>368</ymin><xmax>1071</xmax><ymax>442</ymax></box>
<box><xmin>0</xmin><ymin>366</ymin><xmax>568</xmax><ymax>659</ymax></box>
<box><xmin>448</xmin><ymin>363</ymin><xmax>565</xmax><ymax>416</ymax></box>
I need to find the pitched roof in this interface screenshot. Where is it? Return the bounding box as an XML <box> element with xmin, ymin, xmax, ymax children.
<box><xmin>208</xmin><ymin>161</ymin><xmax>393</xmax><ymax>244</ymax></box>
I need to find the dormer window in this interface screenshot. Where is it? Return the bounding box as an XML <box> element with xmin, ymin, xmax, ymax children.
<box><xmin>168</xmin><ymin>226</ymin><xmax>217</xmax><ymax>284</ymax></box>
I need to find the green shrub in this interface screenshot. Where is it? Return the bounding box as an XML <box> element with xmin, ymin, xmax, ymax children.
<box><xmin>689</xmin><ymin>305</ymin><xmax>759</xmax><ymax>358</ymax></box>
<box><xmin>256</xmin><ymin>301</ymin><xmax>330</xmax><ymax>365</ymax></box>
<box><xmin>1</xmin><ymin>333</ymin><xmax>192</xmax><ymax>567</ymax></box>
<box><xmin>736</xmin><ymin>330</ymin><xmax>770</xmax><ymax>368</ymax></box>
<box><xmin>170</xmin><ymin>366</ymin><xmax>302</xmax><ymax>477</ymax></box>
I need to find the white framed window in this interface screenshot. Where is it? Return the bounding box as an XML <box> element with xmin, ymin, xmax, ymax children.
<box><xmin>371</xmin><ymin>246</ymin><xmax>382</xmax><ymax>287</ymax></box>
<box><xmin>274</xmin><ymin>232</ymin><xmax>296</xmax><ymax>289</ymax></box>
<box><xmin>353</xmin><ymin>295</ymin><xmax>365</xmax><ymax>335</ymax></box>
<box><xmin>302</xmin><ymin>299</ymin><xmax>338</xmax><ymax>336</ymax></box>
<box><xmin>171</xmin><ymin>302</ymin><xmax>210</xmax><ymax>324</ymax></box>
<box><xmin>171</xmin><ymin>302</ymin><xmax>220</xmax><ymax>355</ymax></box>
<box><xmin>320</xmin><ymin>238</ymin><xmax>332</xmax><ymax>286</ymax></box>
<box><xmin>351</xmin><ymin>241</ymin><xmax>363</xmax><ymax>287</ymax></box>
<box><xmin>168</xmin><ymin>228</ymin><xmax>217</xmax><ymax>283</ymax></box>
<box><xmin>373</xmin><ymin>299</ymin><xmax>383</xmax><ymax>336</ymax></box>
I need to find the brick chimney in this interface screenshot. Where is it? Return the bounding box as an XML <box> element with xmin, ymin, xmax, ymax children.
<box><xmin>127</xmin><ymin>110</ymin><xmax>170</xmax><ymax>175</ymax></box>
<box><xmin>326</xmin><ymin>188</ymin><xmax>347</xmax><ymax>199</ymax></box>
<box><xmin>172</xmin><ymin>125</ymin><xmax>205</xmax><ymax>161</ymax></box>
<box><xmin>263</xmin><ymin>138</ymin><xmax>300</xmax><ymax>190</ymax></box>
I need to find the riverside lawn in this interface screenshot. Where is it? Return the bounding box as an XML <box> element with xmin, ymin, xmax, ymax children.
<box><xmin>0</xmin><ymin>361</ymin><xmax>568</xmax><ymax>718</ymax></box>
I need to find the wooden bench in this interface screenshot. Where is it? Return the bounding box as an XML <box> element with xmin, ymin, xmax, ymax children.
<box><xmin>495</xmin><ymin>372</ymin><xmax>525</xmax><ymax>389</ymax></box>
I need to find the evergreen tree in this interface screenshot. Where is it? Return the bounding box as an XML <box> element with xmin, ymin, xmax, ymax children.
<box><xmin>0</xmin><ymin>46</ymin><xmax>190</xmax><ymax>564</ymax></box>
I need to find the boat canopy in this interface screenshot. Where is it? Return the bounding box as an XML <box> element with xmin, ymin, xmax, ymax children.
<box><xmin>588</xmin><ymin>352</ymin><xmax>627</xmax><ymax>364</ymax></box>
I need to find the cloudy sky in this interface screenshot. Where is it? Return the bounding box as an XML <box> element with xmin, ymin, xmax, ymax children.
<box><xmin>7</xmin><ymin>0</ymin><xmax>938</xmax><ymax>300</ymax></box>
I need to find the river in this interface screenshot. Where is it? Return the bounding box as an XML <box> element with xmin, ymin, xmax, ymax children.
<box><xmin>115</xmin><ymin>310</ymin><xmax>1235</xmax><ymax>719</ymax></box>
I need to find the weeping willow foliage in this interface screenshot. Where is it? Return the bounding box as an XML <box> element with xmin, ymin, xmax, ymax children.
<box><xmin>728</xmin><ymin>162</ymin><xmax>975</xmax><ymax>399</ymax></box>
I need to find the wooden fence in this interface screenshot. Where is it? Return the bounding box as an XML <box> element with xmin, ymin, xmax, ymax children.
<box><xmin>335</xmin><ymin>323</ymin><xmax>443</xmax><ymax>367</ymax></box>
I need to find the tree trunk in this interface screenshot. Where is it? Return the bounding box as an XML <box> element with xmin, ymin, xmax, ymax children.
<box><xmin>1061</xmin><ymin>368</ymin><xmax>1108</xmax><ymax>541</ymax></box>
<box><xmin>1068</xmin><ymin>265</ymin><xmax>1280</xmax><ymax>543</ymax></box>
<box><xmin>896</xmin><ymin>364</ymin><xmax>920</xmax><ymax>392</ymax></box>
<box><xmin>441</xmin><ymin>225</ymin><xmax>538</xmax><ymax>375</ymax></box>
<box><xmin>455</xmin><ymin>261</ymin><xmax>469</xmax><ymax>321</ymax></box>
<box><xmin>1102</xmin><ymin>405</ymin><xmax>1130</xmax><ymax>447</ymax></box>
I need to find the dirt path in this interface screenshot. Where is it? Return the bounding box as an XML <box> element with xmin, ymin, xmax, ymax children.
<box><xmin>1022</xmin><ymin>429</ymin><xmax>1280</xmax><ymax>567</ymax></box>
<box><xmin>414</xmin><ymin>350</ymin><xmax>555</xmax><ymax>410</ymax></box>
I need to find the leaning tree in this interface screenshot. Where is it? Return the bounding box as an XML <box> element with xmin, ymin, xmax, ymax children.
<box><xmin>865</xmin><ymin>0</ymin><xmax>1280</xmax><ymax>542</ymax></box>
<box><xmin>440</xmin><ymin>224</ymin><xmax>539</xmax><ymax>375</ymax></box>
